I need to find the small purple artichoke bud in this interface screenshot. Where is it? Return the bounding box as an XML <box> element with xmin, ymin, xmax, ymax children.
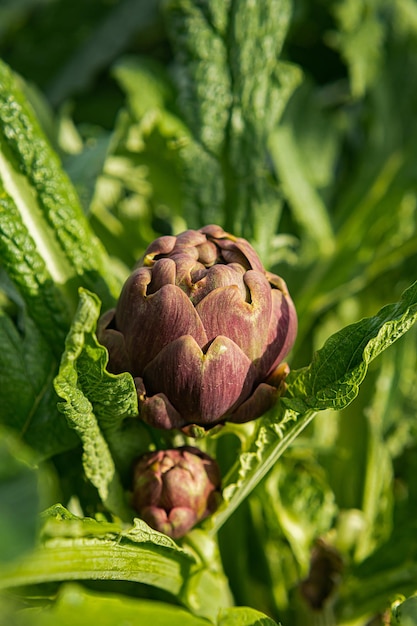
<box><xmin>132</xmin><ymin>446</ymin><xmax>221</xmax><ymax>538</ymax></box>
<box><xmin>98</xmin><ymin>225</ymin><xmax>297</xmax><ymax>431</ymax></box>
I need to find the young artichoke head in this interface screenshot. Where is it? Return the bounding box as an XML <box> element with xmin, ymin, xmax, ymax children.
<box><xmin>132</xmin><ymin>446</ymin><xmax>221</xmax><ymax>539</ymax></box>
<box><xmin>98</xmin><ymin>225</ymin><xmax>297</xmax><ymax>431</ymax></box>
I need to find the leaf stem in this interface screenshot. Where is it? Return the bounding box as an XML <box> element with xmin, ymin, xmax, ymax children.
<box><xmin>206</xmin><ymin>409</ymin><xmax>317</xmax><ymax>535</ymax></box>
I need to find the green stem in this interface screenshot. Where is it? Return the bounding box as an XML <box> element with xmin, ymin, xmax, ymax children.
<box><xmin>206</xmin><ymin>409</ymin><xmax>317</xmax><ymax>535</ymax></box>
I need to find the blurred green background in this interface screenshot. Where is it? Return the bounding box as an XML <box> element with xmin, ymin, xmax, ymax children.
<box><xmin>1</xmin><ymin>0</ymin><xmax>417</xmax><ymax>624</ymax></box>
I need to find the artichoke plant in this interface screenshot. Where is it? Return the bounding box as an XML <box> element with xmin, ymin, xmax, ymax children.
<box><xmin>132</xmin><ymin>446</ymin><xmax>221</xmax><ymax>538</ymax></box>
<box><xmin>98</xmin><ymin>225</ymin><xmax>297</xmax><ymax>431</ymax></box>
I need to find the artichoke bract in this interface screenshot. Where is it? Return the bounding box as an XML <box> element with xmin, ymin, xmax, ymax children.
<box><xmin>132</xmin><ymin>446</ymin><xmax>221</xmax><ymax>538</ymax></box>
<box><xmin>98</xmin><ymin>225</ymin><xmax>297</xmax><ymax>431</ymax></box>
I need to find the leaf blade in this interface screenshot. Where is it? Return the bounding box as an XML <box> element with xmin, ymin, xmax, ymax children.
<box><xmin>54</xmin><ymin>288</ymin><xmax>139</xmax><ymax>518</ymax></box>
<box><xmin>0</xmin><ymin>507</ymin><xmax>194</xmax><ymax>597</ymax></box>
<box><xmin>0</xmin><ymin>59</ymin><xmax>119</xmax><ymax>318</ymax></box>
<box><xmin>286</xmin><ymin>279</ymin><xmax>417</xmax><ymax>412</ymax></box>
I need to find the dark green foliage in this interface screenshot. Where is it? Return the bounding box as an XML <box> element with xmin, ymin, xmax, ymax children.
<box><xmin>1</xmin><ymin>1</ymin><xmax>417</xmax><ymax>624</ymax></box>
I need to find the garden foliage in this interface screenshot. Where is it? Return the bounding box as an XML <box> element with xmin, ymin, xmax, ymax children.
<box><xmin>1</xmin><ymin>1</ymin><xmax>417</xmax><ymax>624</ymax></box>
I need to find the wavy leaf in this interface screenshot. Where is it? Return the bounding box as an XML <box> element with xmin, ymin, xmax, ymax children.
<box><xmin>54</xmin><ymin>288</ymin><xmax>140</xmax><ymax>519</ymax></box>
<box><xmin>285</xmin><ymin>279</ymin><xmax>417</xmax><ymax>413</ymax></box>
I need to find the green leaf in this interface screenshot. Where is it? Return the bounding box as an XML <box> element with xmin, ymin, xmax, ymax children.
<box><xmin>179</xmin><ymin>140</ymin><xmax>225</xmax><ymax>228</ymax></box>
<box><xmin>218</xmin><ymin>606</ymin><xmax>280</xmax><ymax>626</ymax></box>
<box><xmin>285</xmin><ymin>279</ymin><xmax>417</xmax><ymax>413</ymax></box>
<box><xmin>112</xmin><ymin>56</ymin><xmax>182</xmax><ymax>126</ymax></box>
<box><xmin>337</xmin><ymin>521</ymin><xmax>417</xmax><ymax>622</ymax></box>
<box><xmin>393</xmin><ymin>596</ymin><xmax>417</xmax><ymax>626</ymax></box>
<box><xmin>54</xmin><ymin>288</ymin><xmax>140</xmax><ymax>519</ymax></box>
<box><xmin>0</xmin><ymin>285</ymin><xmax>77</xmax><ymax>459</ymax></box>
<box><xmin>259</xmin><ymin>455</ymin><xmax>337</xmax><ymax>572</ymax></box>
<box><xmin>0</xmin><ymin>58</ymin><xmax>118</xmax><ymax>335</ymax></box>
<box><xmin>351</xmin><ymin>351</ymin><xmax>400</xmax><ymax>561</ymax></box>
<box><xmin>64</xmin><ymin>133</ymin><xmax>112</xmax><ymax>213</ymax></box>
<box><xmin>0</xmin><ymin>506</ymin><xmax>195</xmax><ymax>596</ymax></box>
<box><xmin>269</xmin><ymin>122</ymin><xmax>335</xmax><ymax>259</ymax></box>
<box><xmin>7</xmin><ymin>584</ymin><xmax>212</xmax><ymax>626</ymax></box>
<box><xmin>0</xmin><ymin>429</ymin><xmax>40</xmax><ymax>564</ymax></box>
<box><xmin>163</xmin><ymin>0</ymin><xmax>301</xmax><ymax>247</ymax></box>
<box><xmin>3</xmin><ymin>582</ymin><xmax>282</xmax><ymax>626</ymax></box>
<box><xmin>137</xmin><ymin>0</ymin><xmax>230</xmax><ymax>229</ymax></box>
<box><xmin>0</xmin><ymin>181</ymin><xmax>72</xmax><ymax>351</ymax></box>
<box><xmin>40</xmin><ymin>504</ymin><xmax>187</xmax><ymax>553</ymax></box>
<box><xmin>0</xmin><ymin>298</ymin><xmax>54</xmax><ymax>432</ymax></box>
<box><xmin>164</xmin><ymin>0</ymin><xmax>232</xmax><ymax>157</ymax></box>
<box><xmin>205</xmin><ymin>406</ymin><xmax>316</xmax><ymax>535</ymax></box>
<box><xmin>108</xmin><ymin>56</ymin><xmax>190</xmax><ymax>249</ymax></box>
<box><xmin>330</xmin><ymin>0</ymin><xmax>386</xmax><ymax>97</ymax></box>
<box><xmin>224</xmin><ymin>0</ymin><xmax>302</xmax><ymax>255</ymax></box>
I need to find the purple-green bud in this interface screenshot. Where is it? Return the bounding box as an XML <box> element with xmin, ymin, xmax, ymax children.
<box><xmin>98</xmin><ymin>225</ymin><xmax>297</xmax><ymax>431</ymax></box>
<box><xmin>132</xmin><ymin>446</ymin><xmax>221</xmax><ymax>538</ymax></box>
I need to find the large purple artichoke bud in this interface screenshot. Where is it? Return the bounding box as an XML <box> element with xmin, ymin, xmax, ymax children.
<box><xmin>98</xmin><ymin>225</ymin><xmax>297</xmax><ymax>431</ymax></box>
<box><xmin>132</xmin><ymin>446</ymin><xmax>221</xmax><ymax>538</ymax></box>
